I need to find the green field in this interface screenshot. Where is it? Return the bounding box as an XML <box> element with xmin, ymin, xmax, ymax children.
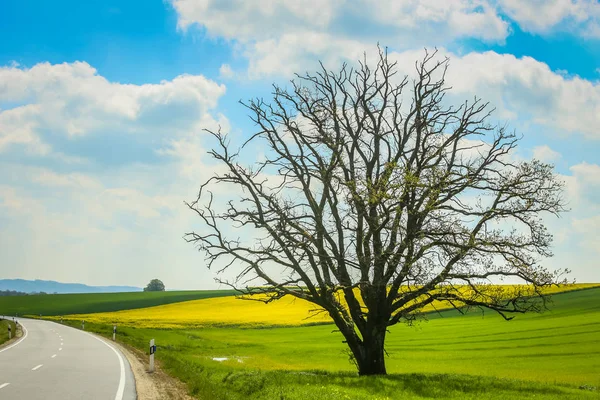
<box><xmin>0</xmin><ymin>319</ymin><xmax>17</xmax><ymax>346</ymax></box>
<box><xmin>57</xmin><ymin>287</ymin><xmax>600</xmax><ymax>399</ymax></box>
<box><xmin>0</xmin><ymin>290</ymin><xmax>236</xmax><ymax>316</ymax></box>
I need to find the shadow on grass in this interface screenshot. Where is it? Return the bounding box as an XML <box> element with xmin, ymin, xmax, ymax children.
<box><xmin>162</xmin><ymin>355</ymin><xmax>598</xmax><ymax>400</ymax></box>
<box><xmin>311</xmin><ymin>371</ymin><xmax>568</xmax><ymax>397</ymax></box>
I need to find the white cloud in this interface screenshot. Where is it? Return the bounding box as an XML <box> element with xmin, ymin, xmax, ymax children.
<box><xmin>570</xmin><ymin>162</ymin><xmax>600</xmax><ymax>186</ymax></box>
<box><xmin>412</xmin><ymin>50</ymin><xmax>600</xmax><ymax>140</ymax></box>
<box><xmin>0</xmin><ymin>105</ymin><xmax>49</xmax><ymax>154</ymax></box>
<box><xmin>0</xmin><ymin>164</ymin><xmax>215</xmax><ymax>288</ymax></box>
<box><xmin>244</xmin><ymin>32</ymin><xmax>369</xmax><ymax>79</ymax></box>
<box><xmin>219</xmin><ymin>63</ymin><xmax>235</xmax><ymax>79</ymax></box>
<box><xmin>31</xmin><ymin>169</ymin><xmax>102</xmax><ymax>190</ymax></box>
<box><xmin>0</xmin><ymin>185</ymin><xmax>41</xmax><ymax>215</ymax></box>
<box><xmin>174</xmin><ymin>0</ymin><xmax>349</xmax><ymax>40</ymax></box>
<box><xmin>170</xmin><ymin>3</ymin><xmax>600</xmax><ymax>143</ymax></box>
<box><xmin>172</xmin><ymin>0</ymin><xmax>509</xmax><ymax>42</ymax></box>
<box><xmin>532</xmin><ymin>145</ymin><xmax>562</xmax><ymax>163</ymax></box>
<box><xmin>260</xmin><ymin>41</ymin><xmax>600</xmax><ymax>135</ymax></box>
<box><xmin>539</xmin><ymin>162</ymin><xmax>600</xmax><ymax>282</ymax></box>
<box><xmin>571</xmin><ymin>215</ymin><xmax>600</xmax><ymax>254</ymax></box>
<box><xmin>171</xmin><ymin>0</ymin><xmax>510</xmax><ymax>80</ymax></box>
<box><xmin>0</xmin><ymin>61</ymin><xmax>233</xmax><ymax>288</ymax></box>
<box><xmin>0</xmin><ymin>61</ymin><xmax>226</xmax><ymax>154</ymax></box>
<box><xmin>498</xmin><ymin>0</ymin><xmax>600</xmax><ymax>37</ymax></box>
<box><xmin>367</xmin><ymin>0</ymin><xmax>509</xmax><ymax>40</ymax></box>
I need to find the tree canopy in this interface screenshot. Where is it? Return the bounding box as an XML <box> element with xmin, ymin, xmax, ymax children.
<box><xmin>186</xmin><ymin>47</ymin><xmax>567</xmax><ymax>375</ymax></box>
<box><xmin>144</xmin><ymin>279</ymin><xmax>165</xmax><ymax>292</ymax></box>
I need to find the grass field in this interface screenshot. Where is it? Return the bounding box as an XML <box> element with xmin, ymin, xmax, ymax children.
<box><xmin>56</xmin><ymin>286</ymin><xmax>600</xmax><ymax>399</ymax></box>
<box><xmin>0</xmin><ymin>289</ymin><xmax>236</xmax><ymax>317</ymax></box>
<box><xmin>59</xmin><ymin>283</ymin><xmax>600</xmax><ymax>328</ymax></box>
<box><xmin>0</xmin><ymin>318</ymin><xmax>17</xmax><ymax>346</ymax></box>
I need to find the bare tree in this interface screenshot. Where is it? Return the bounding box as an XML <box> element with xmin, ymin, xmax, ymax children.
<box><xmin>185</xmin><ymin>47</ymin><xmax>567</xmax><ymax>375</ymax></box>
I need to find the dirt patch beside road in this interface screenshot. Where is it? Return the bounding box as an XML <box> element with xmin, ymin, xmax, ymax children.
<box><xmin>111</xmin><ymin>340</ymin><xmax>194</xmax><ymax>400</ymax></box>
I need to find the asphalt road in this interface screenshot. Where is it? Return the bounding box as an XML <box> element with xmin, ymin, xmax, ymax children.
<box><xmin>0</xmin><ymin>317</ymin><xmax>136</xmax><ymax>399</ymax></box>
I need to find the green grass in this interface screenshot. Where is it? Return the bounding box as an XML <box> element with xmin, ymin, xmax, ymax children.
<box><xmin>59</xmin><ymin>288</ymin><xmax>600</xmax><ymax>399</ymax></box>
<box><xmin>0</xmin><ymin>319</ymin><xmax>17</xmax><ymax>346</ymax></box>
<box><xmin>0</xmin><ymin>290</ymin><xmax>236</xmax><ymax>316</ymax></box>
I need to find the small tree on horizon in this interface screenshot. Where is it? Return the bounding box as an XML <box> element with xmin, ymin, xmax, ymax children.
<box><xmin>144</xmin><ymin>279</ymin><xmax>165</xmax><ymax>292</ymax></box>
<box><xmin>185</xmin><ymin>47</ymin><xmax>567</xmax><ymax>376</ymax></box>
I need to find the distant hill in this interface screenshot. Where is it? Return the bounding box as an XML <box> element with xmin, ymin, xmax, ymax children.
<box><xmin>0</xmin><ymin>279</ymin><xmax>142</xmax><ymax>294</ymax></box>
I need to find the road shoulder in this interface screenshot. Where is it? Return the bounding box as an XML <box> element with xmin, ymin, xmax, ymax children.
<box><xmin>0</xmin><ymin>320</ymin><xmax>23</xmax><ymax>350</ymax></box>
<box><xmin>108</xmin><ymin>339</ymin><xmax>193</xmax><ymax>400</ymax></box>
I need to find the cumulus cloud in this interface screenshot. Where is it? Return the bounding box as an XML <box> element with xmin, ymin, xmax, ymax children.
<box><xmin>498</xmin><ymin>0</ymin><xmax>600</xmax><ymax>37</ymax></box>
<box><xmin>0</xmin><ymin>61</ymin><xmax>232</xmax><ymax>288</ymax></box>
<box><xmin>532</xmin><ymin>145</ymin><xmax>562</xmax><ymax>163</ymax></box>
<box><xmin>567</xmin><ymin>162</ymin><xmax>600</xmax><ymax>210</ymax></box>
<box><xmin>571</xmin><ymin>215</ymin><xmax>600</xmax><ymax>256</ymax></box>
<box><xmin>171</xmin><ymin>0</ymin><xmax>511</xmax><ymax>79</ymax></box>
<box><xmin>171</xmin><ymin>0</ymin><xmax>599</xmax><ymax>52</ymax></box>
<box><xmin>244</xmin><ymin>32</ymin><xmax>368</xmax><ymax>78</ymax></box>
<box><xmin>173</xmin><ymin>0</ymin><xmax>343</xmax><ymax>40</ymax></box>
<box><xmin>219</xmin><ymin>63</ymin><xmax>235</xmax><ymax>79</ymax></box>
<box><xmin>381</xmin><ymin>50</ymin><xmax>600</xmax><ymax>141</ymax></box>
<box><xmin>552</xmin><ymin>162</ymin><xmax>600</xmax><ymax>279</ymax></box>
<box><xmin>0</xmin><ymin>61</ymin><xmax>226</xmax><ymax>156</ymax></box>
<box><xmin>168</xmin><ymin>2</ymin><xmax>600</xmax><ymax>144</ymax></box>
<box><xmin>0</xmin><ymin>161</ymin><xmax>216</xmax><ymax>287</ymax></box>
<box><xmin>172</xmin><ymin>0</ymin><xmax>509</xmax><ymax>42</ymax></box>
<box><xmin>0</xmin><ymin>105</ymin><xmax>49</xmax><ymax>154</ymax></box>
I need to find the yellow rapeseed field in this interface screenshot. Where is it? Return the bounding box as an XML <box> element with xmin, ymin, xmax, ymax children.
<box><xmin>62</xmin><ymin>283</ymin><xmax>598</xmax><ymax>329</ymax></box>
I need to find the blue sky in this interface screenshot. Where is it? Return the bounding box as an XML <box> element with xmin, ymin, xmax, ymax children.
<box><xmin>1</xmin><ymin>0</ymin><xmax>599</xmax><ymax>289</ymax></box>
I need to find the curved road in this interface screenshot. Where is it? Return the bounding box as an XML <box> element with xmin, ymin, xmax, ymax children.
<box><xmin>0</xmin><ymin>318</ymin><xmax>136</xmax><ymax>399</ymax></box>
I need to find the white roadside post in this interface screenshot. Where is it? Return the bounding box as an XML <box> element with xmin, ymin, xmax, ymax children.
<box><xmin>113</xmin><ymin>325</ymin><xmax>116</xmax><ymax>341</ymax></box>
<box><xmin>149</xmin><ymin>339</ymin><xmax>155</xmax><ymax>373</ymax></box>
<box><xmin>82</xmin><ymin>320</ymin><xmax>85</xmax><ymax>330</ymax></box>
<box><xmin>7</xmin><ymin>324</ymin><xmax>11</xmax><ymax>340</ymax></box>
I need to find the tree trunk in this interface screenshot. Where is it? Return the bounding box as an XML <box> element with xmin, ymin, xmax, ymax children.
<box><xmin>352</xmin><ymin>327</ymin><xmax>387</xmax><ymax>376</ymax></box>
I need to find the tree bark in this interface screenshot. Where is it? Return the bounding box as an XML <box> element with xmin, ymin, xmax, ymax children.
<box><xmin>351</xmin><ymin>327</ymin><xmax>387</xmax><ymax>376</ymax></box>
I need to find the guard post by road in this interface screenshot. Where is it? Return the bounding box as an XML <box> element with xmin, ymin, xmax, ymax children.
<box><xmin>82</xmin><ymin>320</ymin><xmax>85</xmax><ymax>330</ymax></box>
<box><xmin>113</xmin><ymin>325</ymin><xmax>116</xmax><ymax>341</ymax></box>
<box><xmin>7</xmin><ymin>324</ymin><xmax>11</xmax><ymax>340</ymax></box>
<box><xmin>149</xmin><ymin>339</ymin><xmax>156</xmax><ymax>372</ymax></box>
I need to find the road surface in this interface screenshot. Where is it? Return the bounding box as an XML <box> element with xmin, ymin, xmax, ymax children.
<box><xmin>0</xmin><ymin>318</ymin><xmax>136</xmax><ymax>399</ymax></box>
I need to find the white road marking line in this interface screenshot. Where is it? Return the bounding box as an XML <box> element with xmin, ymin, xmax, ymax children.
<box><xmin>81</xmin><ymin>331</ymin><xmax>126</xmax><ymax>400</ymax></box>
<box><xmin>0</xmin><ymin>321</ymin><xmax>28</xmax><ymax>353</ymax></box>
<box><xmin>51</xmin><ymin>354</ymin><xmax>57</xmax><ymax>358</ymax></box>
<box><xmin>0</xmin><ymin>383</ymin><xmax>9</xmax><ymax>390</ymax></box>
<box><xmin>59</xmin><ymin>348</ymin><xmax>62</xmax><ymax>351</ymax></box>
<box><xmin>32</xmin><ymin>364</ymin><xmax>43</xmax><ymax>371</ymax></box>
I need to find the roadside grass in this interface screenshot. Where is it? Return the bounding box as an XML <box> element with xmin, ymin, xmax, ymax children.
<box><xmin>0</xmin><ymin>319</ymin><xmax>17</xmax><ymax>346</ymax></box>
<box><xmin>58</xmin><ymin>287</ymin><xmax>600</xmax><ymax>399</ymax></box>
<box><xmin>61</xmin><ymin>283</ymin><xmax>600</xmax><ymax>328</ymax></box>
<box><xmin>0</xmin><ymin>289</ymin><xmax>236</xmax><ymax>316</ymax></box>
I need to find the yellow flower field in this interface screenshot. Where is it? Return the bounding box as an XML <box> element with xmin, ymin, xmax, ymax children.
<box><xmin>60</xmin><ymin>284</ymin><xmax>599</xmax><ymax>329</ymax></box>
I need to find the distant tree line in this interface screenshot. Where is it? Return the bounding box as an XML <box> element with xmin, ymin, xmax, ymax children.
<box><xmin>0</xmin><ymin>290</ymin><xmax>28</xmax><ymax>296</ymax></box>
<box><xmin>0</xmin><ymin>290</ymin><xmax>57</xmax><ymax>296</ymax></box>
